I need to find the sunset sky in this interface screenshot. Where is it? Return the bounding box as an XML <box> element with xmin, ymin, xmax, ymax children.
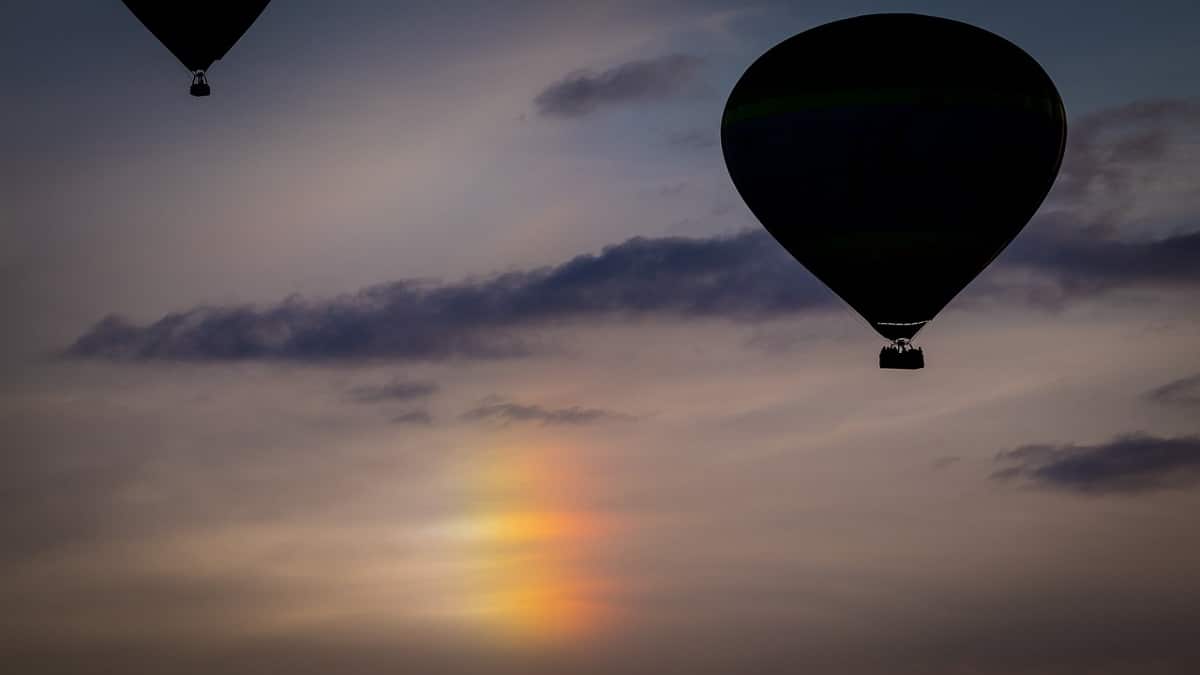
<box><xmin>3</xmin><ymin>1</ymin><xmax>1200</xmax><ymax>673</ymax></box>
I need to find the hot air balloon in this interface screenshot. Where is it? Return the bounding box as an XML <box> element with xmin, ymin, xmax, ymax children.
<box><xmin>721</xmin><ymin>14</ymin><xmax>1067</xmax><ymax>369</ymax></box>
<box><xmin>122</xmin><ymin>1</ymin><xmax>271</xmax><ymax>96</ymax></box>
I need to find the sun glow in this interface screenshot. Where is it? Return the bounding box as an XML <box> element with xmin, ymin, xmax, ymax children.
<box><xmin>430</xmin><ymin>442</ymin><xmax>613</xmax><ymax>644</ymax></box>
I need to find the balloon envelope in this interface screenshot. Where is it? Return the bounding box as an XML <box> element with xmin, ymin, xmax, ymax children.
<box><xmin>721</xmin><ymin>13</ymin><xmax>1067</xmax><ymax>342</ymax></box>
<box><xmin>123</xmin><ymin>1</ymin><xmax>270</xmax><ymax>74</ymax></box>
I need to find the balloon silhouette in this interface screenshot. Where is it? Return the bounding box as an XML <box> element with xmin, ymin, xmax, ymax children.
<box><xmin>122</xmin><ymin>1</ymin><xmax>271</xmax><ymax>96</ymax></box>
<box><xmin>721</xmin><ymin>14</ymin><xmax>1067</xmax><ymax>368</ymax></box>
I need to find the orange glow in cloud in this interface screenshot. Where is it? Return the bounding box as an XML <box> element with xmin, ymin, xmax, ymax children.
<box><xmin>432</xmin><ymin>442</ymin><xmax>614</xmax><ymax>645</ymax></box>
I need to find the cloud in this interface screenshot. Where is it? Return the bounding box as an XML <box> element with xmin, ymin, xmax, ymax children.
<box><xmin>1056</xmin><ymin>99</ymin><xmax>1200</xmax><ymax>201</ymax></box>
<box><xmin>390</xmin><ymin>410</ymin><xmax>433</xmax><ymax>426</ymax></box>
<box><xmin>665</xmin><ymin>128</ymin><xmax>718</xmax><ymax>149</ymax></box>
<box><xmin>1145</xmin><ymin>373</ymin><xmax>1200</xmax><ymax>408</ymax></box>
<box><xmin>67</xmin><ymin>231</ymin><xmax>828</xmax><ymax>362</ymax></box>
<box><xmin>65</xmin><ymin>228</ymin><xmax>1200</xmax><ymax>363</ymax></box>
<box><xmin>65</xmin><ymin>221</ymin><xmax>1200</xmax><ymax>365</ymax></box>
<box><xmin>346</xmin><ymin>379</ymin><xmax>438</xmax><ymax>404</ymax></box>
<box><xmin>992</xmin><ymin>433</ymin><xmax>1200</xmax><ymax>494</ymax></box>
<box><xmin>534</xmin><ymin>53</ymin><xmax>703</xmax><ymax>118</ymax></box>
<box><xmin>460</xmin><ymin>397</ymin><xmax>630</xmax><ymax>426</ymax></box>
<box><xmin>1045</xmin><ymin>97</ymin><xmax>1200</xmax><ymax>238</ymax></box>
<box><xmin>979</xmin><ymin>229</ymin><xmax>1200</xmax><ymax>308</ymax></box>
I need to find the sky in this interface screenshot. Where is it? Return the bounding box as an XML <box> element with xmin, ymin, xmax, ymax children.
<box><xmin>2</xmin><ymin>1</ymin><xmax>1200</xmax><ymax>673</ymax></box>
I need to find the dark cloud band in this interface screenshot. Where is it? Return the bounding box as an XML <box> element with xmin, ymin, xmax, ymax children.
<box><xmin>992</xmin><ymin>432</ymin><xmax>1200</xmax><ymax>494</ymax></box>
<box><xmin>66</xmin><ymin>232</ymin><xmax>827</xmax><ymax>362</ymax></box>
<box><xmin>67</xmin><ymin>223</ymin><xmax>1200</xmax><ymax>364</ymax></box>
<box><xmin>989</xmin><ymin>229</ymin><xmax>1200</xmax><ymax>307</ymax></box>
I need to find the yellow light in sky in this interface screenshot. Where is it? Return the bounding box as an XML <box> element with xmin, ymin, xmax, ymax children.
<box><xmin>431</xmin><ymin>441</ymin><xmax>613</xmax><ymax>645</ymax></box>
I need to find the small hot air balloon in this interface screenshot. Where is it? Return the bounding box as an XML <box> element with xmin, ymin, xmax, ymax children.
<box><xmin>721</xmin><ymin>14</ymin><xmax>1067</xmax><ymax>369</ymax></box>
<box><xmin>122</xmin><ymin>1</ymin><xmax>271</xmax><ymax>96</ymax></box>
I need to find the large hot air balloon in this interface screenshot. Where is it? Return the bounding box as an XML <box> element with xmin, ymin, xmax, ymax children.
<box><xmin>122</xmin><ymin>1</ymin><xmax>271</xmax><ymax>96</ymax></box>
<box><xmin>721</xmin><ymin>14</ymin><xmax>1067</xmax><ymax>369</ymax></box>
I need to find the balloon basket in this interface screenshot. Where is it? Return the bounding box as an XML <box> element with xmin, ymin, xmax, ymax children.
<box><xmin>190</xmin><ymin>71</ymin><xmax>211</xmax><ymax>97</ymax></box>
<box><xmin>880</xmin><ymin>342</ymin><xmax>924</xmax><ymax>370</ymax></box>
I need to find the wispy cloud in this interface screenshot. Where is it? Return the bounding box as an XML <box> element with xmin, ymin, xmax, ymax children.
<box><xmin>1056</xmin><ymin>98</ymin><xmax>1200</xmax><ymax>204</ymax></box>
<box><xmin>1145</xmin><ymin>373</ymin><xmax>1200</xmax><ymax>408</ymax></box>
<box><xmin>535</xmin><ymin>54</ymin><xmax>703</xmax><ymax>118</ymax></box>
<box><xmin>461</xmin><ymin>397</ymin><xmax>630</xmax><ymax>426</ymax></box>
<box><xmin>1046</xmin><ymin>97</ymin><xmax>1200</xmax><ymax>238</ymax></box>
<box><xmin>346</xmin><ymin>379</ymin><xmax>438</xmax><ymax>404</ymax></box>
<box><xmin>665</xmin><ymin>128</ymin><xmax>717</xmax><ymax>149</ymax></box>
<box><xmin>992</xmin><ymin>433</ymin><xmax>1200</xmax><ymax>494</ymax></box>
<box><xmin>390</xmin><ymin>410</ymin><xmax>433</xmax><ymax>426</ymax></box>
